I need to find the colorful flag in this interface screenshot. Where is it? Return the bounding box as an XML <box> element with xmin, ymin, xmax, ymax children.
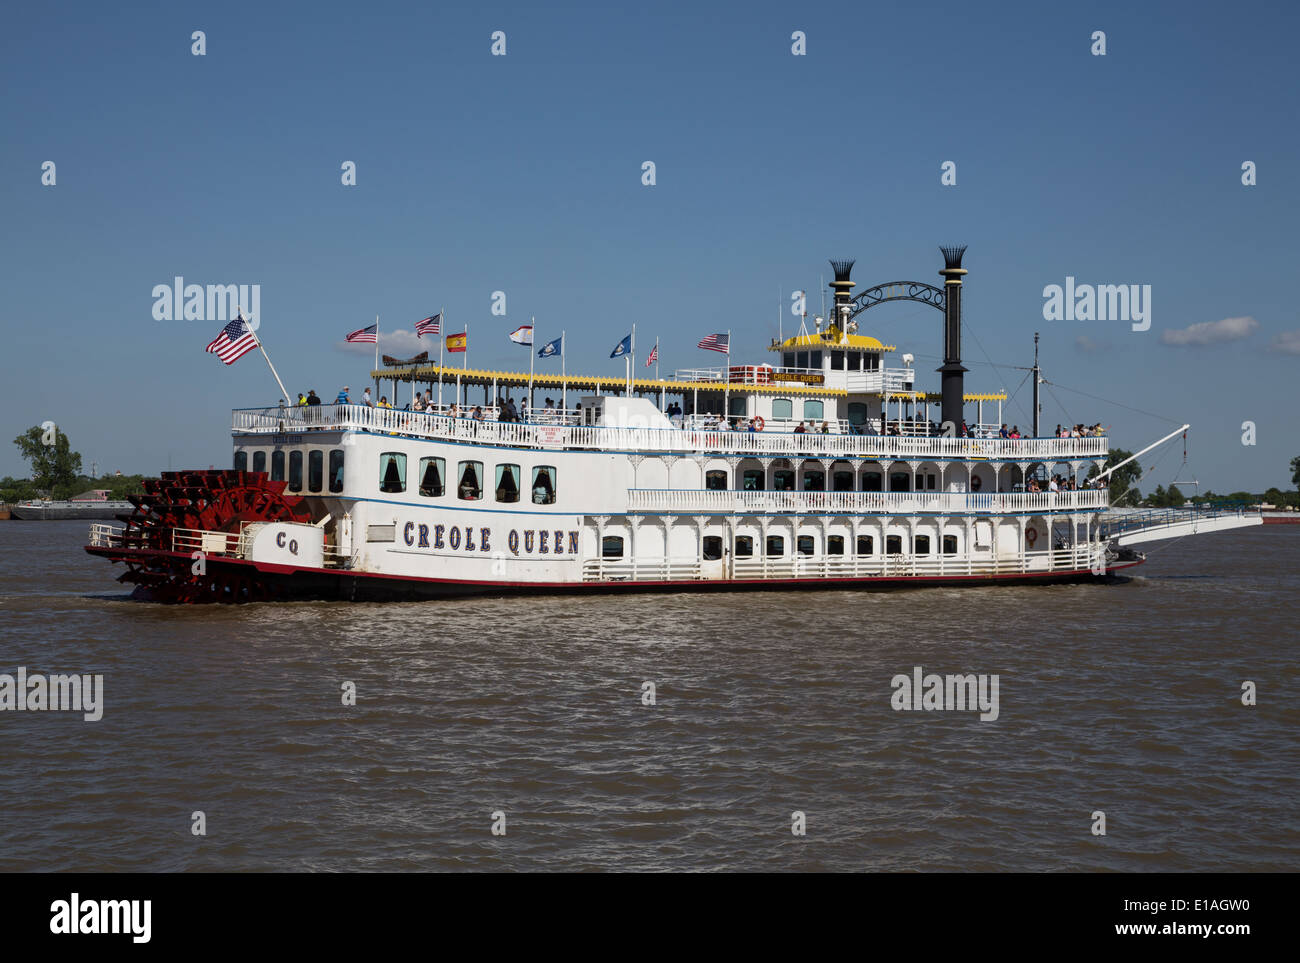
<box><xmin>610</xmin><ymin>333</ymin><xmax>631</xmax><ymax>358</ymax></box>
<box><xmin>346</xmin><ymin>323</ymin><xmax>378</xmax><ymax>344</ymax></box>
<box><xmin>446</xmin><ymin>332</ymin><xmax>467</xmax><ymax>353</ymax></box>
<box><xmin>697</xmin><ymin>332</ymin><xmax>729</xmax><ymax>354</ymax></box>
<box><xmin>645</xmin><ymin>343</ymin><xmax>658</xmax><ymax>367</ymax></box>
<box><xmin>415</xmin><ymin>314</ymin><xmax>441</xmax><ymax>337</ymax></box>
<box><xmin>509</xmin><ymin>324</ymin><xmax>534</xmax><ymax>346</ymax></box>
<box><xmin>538</xmin><ymin>336</ymin><xmax>562</xmax><ymax>359</ymax></box>
<box><xmin>205</xmin><ymin>318</ymin><xmax>258</xmax><ymax>365</ymax></box>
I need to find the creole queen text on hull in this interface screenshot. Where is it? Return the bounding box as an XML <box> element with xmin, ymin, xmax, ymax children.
<box><xmin>86</xmin><ymin>248</ymin><xmax>1261</xmax><ymax>602</ymax></box>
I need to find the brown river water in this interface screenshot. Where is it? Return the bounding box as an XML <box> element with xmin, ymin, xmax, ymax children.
<box><xmin>0</xmin><ymin>520</ymin><xmax>1296</xmax><ymax>871</ymax></box>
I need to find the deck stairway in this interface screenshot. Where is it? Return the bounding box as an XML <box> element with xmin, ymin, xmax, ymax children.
<box><xmin>1100</xmin><ymin>504</ymin><xmax>1262</xmax><ymax>546</ymax></box>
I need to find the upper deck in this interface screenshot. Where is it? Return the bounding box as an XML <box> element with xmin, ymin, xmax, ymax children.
<box><xmin>233</xmin><ymin>404</ymin><xmax>1109</xmax><ymax>461</ymax></box>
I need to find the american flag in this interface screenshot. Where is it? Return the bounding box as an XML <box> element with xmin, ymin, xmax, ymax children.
<box><xmin>415</xmin><ymin>314</ymin><xmax>441</xmax><ymax>337</ymax></box>
<box><xmin>346</xmin><ymin>323</ymin><xmax>378</xmax><ymax>343</ymax></box>
<box><xmin>205</xmin><ymin>318</ymin><xmax>258</xmax><ymax>365</ymax></box>
<box><xmin>697</xmin><ymin>332</ymin><xmax>729</xmax><ymax>354</ymax></box>
<box><xmin>645</xmin><ymin>343</ymin><xmax>658</xmax><ymax>366</ymax></box>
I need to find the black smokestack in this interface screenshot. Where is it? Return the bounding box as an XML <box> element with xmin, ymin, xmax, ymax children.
<box><xmin>938</xmin><ymin>245</ymin><xmax>968</xmax><ymax>429</ymax></box>
<box><xmin>828</xmin><ymin>259</ymin><xmax>855</xmax><ymax>330</ymax></box>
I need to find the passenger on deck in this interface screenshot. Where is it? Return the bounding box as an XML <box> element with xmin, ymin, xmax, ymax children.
<box><xmin>819</xmin><ymin>420</ymin><xmax>830</xmax><ymax>433</ymax></box>
<box><xmin>362</xmin><ymin>387</ymin><xmax>373</xmax><ymax>407</ymax></box>
<box><xmin>377</xmin><ymin>396</ymin><xmax>392</xmax><ymax>409</ymax></box>
<box><xmin>335</xmin><ymin>386</ymin><xmax>350</xmax><ymax>405</ymax></box>
<box><xmin>794</xmin><ymin>421</ymin><xmax>806</xmax><ymax>434</ymax></box>
<box><xmin>449</xmin><ymin>403</ymin><xmax>460</xmax><ymax>419</ymax></box>
<box><xmin>999</xmin><ymin>423</ymin><xmax>1008</xmax><ymax>438</ymax></box>
<box><xmin>1010</xmin><ymin>426</ymin><xmax>1021</xmax><ymax>439</ymax></box>
<box><xmin>307</xmin><ymin>390</ymin><xmax>321</xmax><ymax>405</ymax></box>
<box><xmin>297</xmin><ymin>392</ymin><xmax>307</xmax><ymax>406</ymax></box>
<box><xmin>413</xmin><ymin>392</ymin><xmax>426</xmax><ymax>412</ymax></box>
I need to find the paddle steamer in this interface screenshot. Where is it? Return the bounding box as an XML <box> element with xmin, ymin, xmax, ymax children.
<box><xmin>85</xmin><ymin>248</ymin><xmax>1261</xmax><ymax>601</ymax></box>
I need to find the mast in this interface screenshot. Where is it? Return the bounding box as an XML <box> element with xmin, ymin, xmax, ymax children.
<box><xmin>1032</xmin><ymin>331</ymin><xmax>1041</xmax><ymax>438</ymax></box>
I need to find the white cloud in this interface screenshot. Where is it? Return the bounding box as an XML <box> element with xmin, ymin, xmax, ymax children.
<box><xmin>1159</xmin><ymin>315</ymin><xmax>1259</xmax><ymax>347</ymax></box>
<box><xmin>1075</xmin><ymin>335</ymin><xmax>1111</xmax><ymax>353</ymax></box>
<box><xmin>1268</xmin><ymin>329</ymin><xmax>1300</xmax><ymax>356</ymax></box>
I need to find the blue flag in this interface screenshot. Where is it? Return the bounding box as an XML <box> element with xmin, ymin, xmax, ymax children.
<box><xmin>538</xmin><ymin>336</ymin><xmax>562</xmax><ymax>359</ymax></box>
<box><xmin>610</xmin><ymin>333</ymin><xmax>631</xmax><ymax>358</ymax></box>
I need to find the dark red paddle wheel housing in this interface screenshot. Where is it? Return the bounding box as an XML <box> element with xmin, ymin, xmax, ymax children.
<box><xmin>100</xmin><ymin>470</ymin><xmax>313</xmax><ymax>603</ymax></box>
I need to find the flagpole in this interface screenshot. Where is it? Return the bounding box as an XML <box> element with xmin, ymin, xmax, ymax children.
<box><xmin>244</xmin><ymin>315</ymin><xmax>290</xmax><ymax>403</ymax></box>
<box><xmin>630</xmin><ymin>322</ymin><xmax>636</xmax><ymax>395</ymax></box>
<box><xmin>373</xmin><ymin>314</ymin><xmax>380</xmax><ymax>402</ymax></box>
<box><xmin>438</xmin><ymin>307</ymin><xmax>445</xmax><ymax>410</ymax></box>
<box><xmin>561</xmin><ymin>330</ymin><xmax>566</xmax><ymax>413</ymax></box>
<box><xmin>529</xmin><ymin>316</ymin><xmax>535</xmax><ymax>402</ymax></box>
<box><xmin>725</xmin><ymin>328</ymin><xmax>731</xmax><ymax>424</ymax></box>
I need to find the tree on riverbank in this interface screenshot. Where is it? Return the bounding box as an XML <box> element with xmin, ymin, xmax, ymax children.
<box><xmin>13</xmin><ymin>425</ymin><xmax>82</xmax><ymax>496</ymax></box>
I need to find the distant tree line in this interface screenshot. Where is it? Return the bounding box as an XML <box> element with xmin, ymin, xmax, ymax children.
<box><xmin>5</xmin><ymin>425</ymin><xmax>151</xmax><ymax>502</ymax></box>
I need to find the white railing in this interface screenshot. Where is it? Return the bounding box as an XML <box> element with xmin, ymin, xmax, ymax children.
<box><xmin>581</xmin><ymin>545</ymin><xmax>1100</xmax><ymax>581</ymax></box>
<box><xmin>233</xmin><ymin>405</ymin><xmax>1110</xmax><ymax>460</ymax></box>
<box><xmin>626</xmin><ymin>488</ymin><xmax>1108</xmax><ymax>514</ymax></box>
<box><xmin>88</xmin><ymin>523</ymin><xmax>124</xmax><ymax>548</ymax></box>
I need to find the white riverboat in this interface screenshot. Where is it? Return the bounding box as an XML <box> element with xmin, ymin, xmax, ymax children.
<box><xmin>86</xmin><ymin>249</ymin><xmax>1262</xmax><ymax>602</ymax></box>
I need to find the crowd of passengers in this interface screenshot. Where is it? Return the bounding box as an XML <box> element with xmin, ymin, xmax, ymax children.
<box><xmin>286</xmin><ymin>390</ymin><xmax>1108</xmax><ymax>440</ymax></box>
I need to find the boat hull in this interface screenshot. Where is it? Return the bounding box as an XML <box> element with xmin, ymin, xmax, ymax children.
<box><xmin>85</xmin><ymin>543</ymin><xmax>1145</xmax><ymax>603</ymax></box>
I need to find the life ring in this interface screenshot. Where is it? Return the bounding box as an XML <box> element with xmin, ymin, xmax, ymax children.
<box><xmin>753</xmin><ymin>416</ymin><xmax>765</xmax><ymax>431</ymax></box>
<box><xmin>971</xmin><ymin>475</ymin><xmax>982</xmax><ymax>491</ymax></box>
<box><xmin>1026</xmin><ymin>528</ymin><xmax>1038</xmax><ymax>546</ymax></box>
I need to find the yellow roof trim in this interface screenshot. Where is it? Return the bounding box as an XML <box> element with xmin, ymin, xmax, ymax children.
<box><xmin>885</xmin><ymin>391</ymin><xmax>1009</xmax><ymax>402</ymax></box>
<box><xmin>770</xmin><ymin>327</ymin><xmax>894</xmax><ymax>352</ymax></box>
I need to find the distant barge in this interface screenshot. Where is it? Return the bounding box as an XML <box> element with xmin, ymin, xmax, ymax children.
<box><xmin>9</xmin><ymin>490</ymin><xmax>135</xmax><ymax>520</ymax></box>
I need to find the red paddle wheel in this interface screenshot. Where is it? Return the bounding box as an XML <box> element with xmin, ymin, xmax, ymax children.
<box><xmin>109</xmin><ymin>470</ymin><xmax>313</xmax><ymax>603</ymax></box>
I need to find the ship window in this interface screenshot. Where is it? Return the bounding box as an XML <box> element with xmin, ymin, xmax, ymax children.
<box><xmin>831</xmin><ymin>350</ymin><xmax>845</xmax><ymax>370</ymax></box>
<box><xmin>495</xmin><ymin>464</ymin><xmax>520</xmax><ymax>503</ymax></box>
<box><xmin>702</xmin><ymin>536</ymin><xmax>723</xmax><ymax>561</ymax></box>
<box><xmin>832</xmin><ymin>470</ymin><xmax>853</xmax><ymax>492</ymax></box>
<box><xmin>308</xmin><ymin>450</ymin><xmax>323</xmax><ymax>493</ymax></box>
<box><xmin>847</xmin><ymin>403</ymin><xmax>868</xmax><ymax>425</ymax></box>
<box><xmin>862</xmin><ymin>472</ymin><xmax>882</xmax><ymax>492</ymax></box>
<box><xmin>926</xmin><ymin>473</ymin><xmax>937</xmax><ymax>491</ymax></box>
<box><xmin>809</xmin><ymin>351</ymin><xmax>823</xmax><ymax>368</ymax></box>
<box><xmin>271</xmin><ymin>450</ymin><xmax>285</xmax><ymax>482</ymax></box>
<box><xmin>288</xmin><ymin>451</ymin><xmax>303</xmax><ymax>491</ymax></box>
<box><xmin>329</xmin><ymin>450</ymin><xmax>345</xmax><ymax>493</ymax></box>
<box><xmin>379</xmin><ymin>452</ymin><xmax>406</xmax><ymax>493</ymax></box>
<box><xmin>803</xmin><ymin>400</ymin><xmax>824</xmax><ymax>420</ymax></box>
<box><xmin>253</xmin><ymin>451</ymin><xmax>266</xmax><ymax>474</ymax></box>
<box><xmin>602</xmin><ymin>535</ymin><xmax>624</xmax><ymax>559</ymax></box>
<box><xmin>728</xmin><ymin>396</ymin><xmax>747</xmax><ymax>417</ymax></box>
<box><xmin>797</xmin><ymin>535</ymin><xmax>815</xmax><ymax>556</ymax></box>
<box><xmin>890</xmin><ymin>472</ymin><xmax>911</xmax><ymax>492</ymax></box>
<box><xmin>766</xmin><ymin>535</ymin><xmax>785</xmax><ymax>557</ymax></box>
<box><xmin>234</xmin><ymin>451</ymin><xmax>248</xmax><ymax>471</ymax></box>
<box><xmin>943</xmin><ymin>534</ymin><xmax>959</xmax><ymax>555</ymax></box>
<box><xmin>866</xmin><ymin>354</ymin><xmax>879</xmax><ymax>371</ymax></box>
<box><xmin>771</xmin><ymin>398</ymin><xmax>793</xmax><ymax>420</ymax></box>
<box><xmin>783</xmin><ymin>353</ymin><xmax>795</xmax><ymax>367</ymax></box>
<box><xmin>802</xmin><ymin>470</ymin><xmax>824</xmax><ymax>492</ymax></box>
<box><xmin>915</xmin><ymin>535</ymin><xmax>931</xmax><ymax>555</ymax></box>
<box><xmin>827</xmin><ymin>535</ymin><xmax>845</xmax><ymax>555</ymax></box>
<box><xmin>773</xmin><ymin>469</ymin><xmax>795</xmax><ymax>491</ymax></box>
<box><xmin>418</xmin><ymin>457</ymin><xmax>445</xmax><ymax>497</ymax></box>
<box><xmin>857</xmin><ymin>535</ymin><xmax>874</xmax><ymax>555</ymax></box>
<box><xmin>532</xmin><ymin>466</ymin><xmax>556</xmax><ymax>505</ymax></box>
<box><xmin>458</xmin><ymin>460</ymin><xmax>483</xmax><ymax>500</ymax></box>
<box><xmin>705</xmin><ymin>470</ymin><xmax>728</xmax><ymax>491</ymax></box>
<box><xmin>742</xmin><ymin>470</ymin><xmax>764</xmax><ymax>491</ymax></box>
<box><xmin>886</xmin><ymin>535</ymin><xmax>903</xmax><ymax>554</ymax></box>
<box><xmin>796</xmin><ymin>351</ymin><xmax>809</xmax><ymax>369</ymax></box>
<box><xmin>734</xmin><ymin>536</ymin><xmax>754</xmax><ymax>557</ymax></box>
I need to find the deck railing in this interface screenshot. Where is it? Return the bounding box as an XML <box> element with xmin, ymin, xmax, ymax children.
<box><xmin>581</xmin><ymin>545</ymin><xmax>1100</xmax><ymax>582</ymax></box>
<box><xmin>627</xmin><ymin>488</ymin><xmax>1108</xmax><ymax>515</ymax></box>
<box><xmin>232</xmin><ymin>405</ymin><xmax>1109</xmax><ymax>460</ymax></box>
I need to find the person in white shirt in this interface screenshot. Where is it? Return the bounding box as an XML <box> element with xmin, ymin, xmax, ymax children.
<box><xmin>1048</xmin><ymin>477</ymin><xmax>1059</xmax><ymax>492</ymax></box>
<box><xmin>362</xmin><ymin>387</ymin><xmax>373</xmax><ymax>407</ymax></box>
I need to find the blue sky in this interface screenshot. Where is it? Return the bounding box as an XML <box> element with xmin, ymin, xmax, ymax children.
<box><xmin>2</xmin><ymin>0</ymin><xmax>1297</xmax><ymax>491</ymax></box>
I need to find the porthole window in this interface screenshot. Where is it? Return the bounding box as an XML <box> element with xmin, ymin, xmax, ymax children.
<box><xmin>797</xmin><ymin>535</ymin><xmax>815</xmax><ymax>556</ymax></box>
<box><xmin>702</xmin><ymin>536</ymin><xmax>723</xmax><ymax>561</ymax></box>
<box><xmin>308</xmin><ymin>450</ymin><xmax>323</xmax><ymax>493</ymax></box>
<box><xmin>734</xmin><ymin>536</ymin><xmax>754</xmax><ymax>557</ymax></box>
<box><xmin>915</xmin><ymin>535</ymin><xmax>931</xmax><ymax>555</ymax></box>
<box><xmin>856</xmin><ymin>535</ymin><xmax>874</xmax><ymax>555</ymax></box>
<box><xmin>766</xmin><ymin>535</ymin><xmax>785</xmax><ymax>557</ymax></box>
<box><xmin>943</xmin><ymin>534</ymin><xmax>959</xmax><ymax>555</ymax></box>
<box><xmin>495</xmin><ymin>464</ymin><xmax>521</xmax><ymax>503</ymax></box>
<box><xmin>418</xmin><ymin>457</ymin><xmax>445</xmax><ymax>497</ymax></box>
<box><xmin>827</xmin><ymin>535</ymin><xmax>845</xmax><ymax>555</ymax></box>
<box><xmin>379</xmin><ymin>452</ymin><xmax>406</xmax><ymax>493</ymax></box>
<box><xmin>458</xmin><ymin>461</ymin><xmax>483</xmax><ymax>500</ymax></box>
<box><xmin>602</xmin><ymin>535</ymin><xmax>624</xmax><ymax>558</ymax></box>
<box><xmin>886</xmin><ymin>534</ymin><xmax>902</xmax><ymax>554</ymax></box>
<box><xmin>532</xmin><ymin>466</ymin><xmax>557</xmax><ymax>505</ymax></box>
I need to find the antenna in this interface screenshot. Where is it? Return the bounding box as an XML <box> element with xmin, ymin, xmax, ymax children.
<box><xmin>1032</xmin><ymin>331</ymin><xmax>1041</xmax><ymax>438</ymax></box>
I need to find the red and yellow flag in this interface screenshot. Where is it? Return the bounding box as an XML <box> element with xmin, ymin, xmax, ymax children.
<box><xmin>446</xmin><ymin>332</ymin><xmax>467</xmax><ymax>353</ymax></box>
